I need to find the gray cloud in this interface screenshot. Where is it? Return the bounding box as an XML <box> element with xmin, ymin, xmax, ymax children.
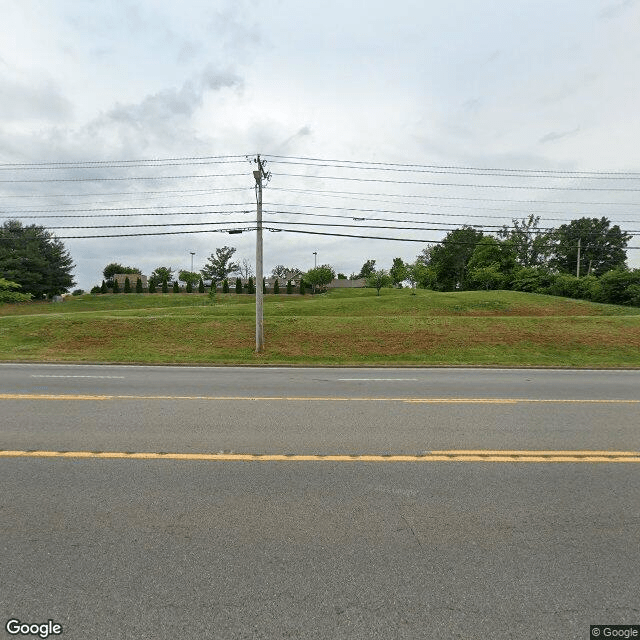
<box><xmin>0</xmin><ymin>74</ymin><xmax>72</xmax><ymax>123</ymax></box>
<box><xmin>538</xmin><ymin>127</ymin><xmax>581</xmax><ymax>144</ymax></box>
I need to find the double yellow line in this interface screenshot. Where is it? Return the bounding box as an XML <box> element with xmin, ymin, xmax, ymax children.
<box><xmin>1</xmin><ymin>450</ymin><xmax>639</xmax><ymax>462</ymax></box>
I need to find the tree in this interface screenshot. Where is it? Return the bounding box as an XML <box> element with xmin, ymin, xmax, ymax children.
<box><xmin>150</xmin><ymin>266</ymin><xmax>174</xmax><ymax>287</ymax></box>
<box><xmin>428</xmin><ymin>226</ymin><xmax>484</xmax><ymax>291</ymax></box>
<box><xmin>355</xmin><ymin>259</ymin><xmax>376</xmax><ymax>279</ymax></box>
<box><xmin>498</xmin><ymin>215</ymin><xmax>552</xmax><ymax>268</ymax></box>
<box><xmin>0</xmin><ymin>220</ymin><xmax>75</xmax><ymax>299</ymax></box>
<box><xmin>263</xmin><ymin>277</ymin><xmax>267</xmax><ymax>294</ymax></box>
<box><xmin>135</xmin><ymin>277</ymin><xmax>143</xmax><ymax>293</ymax></box>
<box><xmin>549</xmin><ymin>217</ymin><xmax>630</xmax><ymax>277</ymax></box>
<box><xmin>389</xmin><ymin>257</ymin><xmax>408</xmax><ymax>287</ymax></box>
<box><xmin>299</xmin><ymin>279</ymin><xmax>306</xmax><ymax>295</ymax></box>
<box><xmin>286</xmin><ymin>280</ymin><xmax>293</xmax><ymax>294</ymax></box>
<box><xmin>0</xmin><ymin>278</ymin><xmax>31</xmax><ymax>304</ymax></box>
<box><xmin>304</xmin><ymin>265</ymin><xmax>336</xmax><ymax>293</ymax></box>
<box><xmin>201</xmin><ymin>246</ymin><xmax>240</xmax><ymax>282</ymax></box>
<box><xmin>273</xmin><ymin>279</ymin><xmax>280</xmax><ymax>294</ymax></box>
<box><xmin>272</xmin><ymin>265</ymin><xmax>302</xmax><ymax>280</ymax></box>
<box><xmin>112</xmin><ymin>278</ymin><xmax>120</xmax><ymax>294</ymax></box>
<box><xmin>246</xmin><ymin>277</ymin><xmax>255</xmax><ymax>294</ymax></box>
<box><xmin>172</xmin><ymin>281</ymin><xmax>179</xmax><ymax>293</ymax></box>
<box><xmin>124</xmin><ymin>277</ymin><xmax>132</xmax><ymax>293</ymax></box>
<box><xmin>179</xmin><ymin>270</ymin><xmax>201</xmax><ymax>287</ymax></box>
<box><xmin>198</xmin><ymin>278</ymin><xmax>205</xmax><ymax>293</ymax></box>
<box><xmin>100</xmin><ymin>280</ymin><xmax>107</xmax><ymax>294</ymax></box>
<box><xmin>466</xmin><ymin>237</ymin><xmax>516</xmax><ymax>289</ymax></box>
<box><xmin>235</xmin><ymin>277</ymin><xmax>242</xmax><ymax>294</ymax></box>
<box><xmin>162</xmin><ymin>279</ymin><xmax>168</xmax><ymax>294</ymax></box>
<box><xmin>238</xmin><ymin>258</ymin><xmax>254</xmax><ymax>280</ymax></box>
<box><xmin>366</xmin><ymin>269</ymin><xmax>392</xmax><ymax>295</ymax></box>
<box><xmin>148</xmin><ymin>280</ymin><xmax>156</xmax><ymax>294</ymax></box>
<box><xmin>222</xmin><ymin>279</ymin><xmax>230</xmax><ymax>293</ymax></box>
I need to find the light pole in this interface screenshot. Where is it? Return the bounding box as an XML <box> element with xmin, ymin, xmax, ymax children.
<box><xmin>190</xmin><ymin>252</ymin><xmax>195</xmax><ymax>272</ymax></box>
<box><xmin>313</xmin><ymin>251</ymin><xmax>317</xmax><ymax>269</ymax></box>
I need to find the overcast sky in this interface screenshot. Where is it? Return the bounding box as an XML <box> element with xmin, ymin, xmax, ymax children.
<box><xmin>1</xmin><ymin>0</ymin><xmax>639</xmax><ymax>290</ymax></box>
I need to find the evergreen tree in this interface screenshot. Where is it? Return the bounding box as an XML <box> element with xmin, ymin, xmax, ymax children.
<box><xmin>235</xmin><ymin>277</ymin><xmax>242</xmax><ymax>294</ymax></box>
<box><xmin>198</xmin><ymin>278</ymin><xmax>205</xmax><ymax>293</ymax></box>
<box><xmin>135</xmin><ymin>278</ymin><xmax>143</xmax><ymax>293</ymax></box>
<box><xmin>0</xmin><ymin>220</ymin><xmax>75</xmax><ymax>298</ymax></box>
<box><xmin>286</xmin><ymin>280</ymin><xmax>293</xmax><ymax>294</ymax></box>
<box><xmin>112</xmin><ymin>279</ymin><xmax>120</xmax><ymax>294</ymax></box>
<box><xmin>222</xmin><ymin>279</ymin><xmax>229</xmax><ymax>293</ymax></box>
<box><xmin>186</xmin><ymin>280</ymin><xmax>193</xmax><ymax>293</ymax></box>
<box><xmin>172</xmin><ymin>281</ymin><xmax>179</xmax><ymax>293</ymax></box>
<box><xmin>162</xmin><ymin>279</ymin><xmax>168</xmax><ymax>294</ymax></box>
<box><xmin>263</xmin><ymin>277</ymin><xmax>267</xmax><ymax>294</ymax></box>
<box><xmin>100</xmin><ymin>280</ymin><xmax>107</xmax><ymax>294</ymax></box>
<box><xmin>124</xmin><ymin>277</ymin><xmax>131</xmax><ymax>293</ymax></box>
<box><xmin>300</xmin><ymin>279</ymin><xmax>306</xmax><ymax>295</ymax></box>
<box><xmin>247</xmin><ymin>277</ymin><xmax>255</xmax><ymax>294</ymax></box>
<box><xmin>273</xmin><ymin>279</ymin><xmax>280</xmax><ymax>294</ymax></box>
<box><xmin>148</xmin><ymin>280</ymin><xmax>156</xmax><ymax>293</ymax></box>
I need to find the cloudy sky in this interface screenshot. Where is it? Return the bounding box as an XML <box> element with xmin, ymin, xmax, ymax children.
<box><xmin>1</xmin><ymin>0</ymin><xmax>639</xmax><ymax>290</ymax></box>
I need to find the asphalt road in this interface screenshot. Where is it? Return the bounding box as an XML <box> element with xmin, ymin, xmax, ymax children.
<box><xmin>1</xmin><ymin>364</ymin><xmax>639</xmax><ymax>639</ymax></box>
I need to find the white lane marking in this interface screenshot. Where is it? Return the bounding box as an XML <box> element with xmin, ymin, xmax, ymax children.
<box><xmin>338</xmin><ymin>378</ymin><xmax>419</xmax><ymax>381</ymax></box>
<box><xmin>30</xmin><ymin>375</ymin><xmax>125</xmax><ymax>379</ymax></box>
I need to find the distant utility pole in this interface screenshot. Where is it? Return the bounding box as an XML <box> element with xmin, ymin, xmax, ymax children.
<box><xmin>190</xmin><ymin>251</ymin><xmax>195</xmax><ymax>272</ymax></box>
<box><xmin>253</xmin><ymin>155</ymin><xmax>269</xmax><ymax>353</ymax></box>
<box><xmin>576</xmin><ymin>238</ymin><xmax>581</xmax><ymax>277</ymax></box>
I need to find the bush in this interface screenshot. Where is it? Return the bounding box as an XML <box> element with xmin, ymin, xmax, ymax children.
<box><xmin>223</xmin><ymin>279</ymin><xmax>229</xmax><ymax>293</ymax></box>
<box><xmin>162</xmin><ymin>279</ymin><xmax>168</xmax><ymax>294</ymax></box>
<box><xmin>286</xmin><ymin>280</ymin><xmax>293</xmax><ymax>294</ymax></box>
<box><xmin>135</xmin><ymin>278</ymin><xmax>143</xmax><ymax>293</ymax></box>
<box><xmin>510</xmin><ymin>267</ymin><xmax>555</xmax><ymax>293</ymax></box>
<box><xmin>148</xmin><ymin>280</ymin><xmax>156</xmax><ymax>294</ymax></box>
<box><xmin>90</xmin><ymin>286</ymin><xmax>101</xmax><ymax>294</ymax></box>
<box><xmin>112</xmin><ymin>279</ymin><xmax>120</xmax><ymax>294</ymax></box>
<box><xmin>186</xmin><ymin>280</ymin><xmax>193</xmax><ymax>293</ymax></box>
<box><xmin>172</xmin><ymin>281</ymin><xmax>179</xmax><ymax>293</ymax></box>
<box><xmin>598</xmin><ymin>269</ymin><xmax>640</xmax><ymax>305</ymax></box>
<box><xmin>545</xmin><ymin>274</ymin><xmax>581</xmax><ymax>299</ymax></box>
<box><xmin>124</xmin><ymin>277</ymin><xmax>131</xmax><ymax>293</ymax></box>
<box><xmin>198</xmin><ymin>278</ymin><xmax>205</xmax><ymax>293</ymax></box>
<box><xmin>299</xmin><ymin>279</ymin><xmax>306</xmax><ymax>295</ymax></box>
<box><xmin>246</xmin><ymin>277</ymin><xmax>255</xmax><ymax>294</ymax></box>
<box><xmin>100</xmin><ymin>280</ymin><xmax>107</xmax><ymax>294</ymax></box>
<box><xmin>235</xmin><ymin>278</ymin><xmax>242</xmax><ymax>294</ymax></box>
<box><xmin>72</xmin><ymin>289</ymin><xmax>85</xmax><ymax>296</ymax></box>
<box><xmin>273</xmin><ymin>279</ymin><xmax>280</xmax><ymax>294</ymax></box>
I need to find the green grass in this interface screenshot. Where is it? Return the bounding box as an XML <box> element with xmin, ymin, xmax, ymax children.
<box><xmin>1</xmin><ymin>289</ymin><xmax>639</xmax><ymax>366</ymax></box>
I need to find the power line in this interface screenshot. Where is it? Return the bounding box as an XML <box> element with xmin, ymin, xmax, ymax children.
<box><xmin>274</xmin><ymin>172</ymin><xmax>640</xmax><ymax>192</ymax></box>
<box><xmin>0</xmin><ymin>154</ymin><xmax>249</xmax><ymax>168</ymax></box>
<box><xmin>0</xmin><ymin>172</ymin><xmax>247</xmax><ymax>184</ymax></box>
<box><xmin>0</xmin><ymin>187</ymin><xmax>251</xmax><ymax>199</ymax></box>
<box><xmin>264</xmin><ymin>154</ymin><xmax>640</xmax><ymax>177</ymax></box>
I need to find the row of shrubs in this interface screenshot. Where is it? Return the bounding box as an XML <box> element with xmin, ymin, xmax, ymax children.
<box><xmin>91</xmin><ymin>277</ymin><xmax>311</xmax><ymax>295</ymax></box>
<box><xmin>501</xmin><ymin>267</ymin><xmax>640</xmax><ymax>307</ymax></box>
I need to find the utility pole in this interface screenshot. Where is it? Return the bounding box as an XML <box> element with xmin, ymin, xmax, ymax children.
<box><xmin>576</xmin><ymin>238</ymin><xmax>581</xmax><ymax>277</ymax></box>
<box><xmin>253</xmin><ymin>155</ymin><xmax>269</xmax><ymax>353</ymax></box>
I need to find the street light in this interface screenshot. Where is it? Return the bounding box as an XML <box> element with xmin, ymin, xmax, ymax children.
<box><xmin>313</xmin><ymin>251</ymin><xmax>317</xmax><ymax>268</ymax></box>
<box><xmin>190</xmin><ymin>252</ymin><xmax>195</xmax><ymax>272</ymax></box>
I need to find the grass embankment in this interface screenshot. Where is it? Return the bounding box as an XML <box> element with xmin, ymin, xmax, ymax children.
<box><xmin>0</xmin><ymin>289</ymin><xmax>639</xmax><ymax>367</ymax></box>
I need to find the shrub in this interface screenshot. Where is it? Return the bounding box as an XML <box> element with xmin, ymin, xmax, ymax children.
<box><xmin>235</xmin><ymin>278</ymin><xmax>242</xmax><ymax>294</ymax></box>
<box><xmin>246</xmin><ymin>277</ymin><xmax>255</xmax><ymax>294</ymax></box>
<box><xmin>148</xmin><ymin>280</ymin><xmax>156</xmax><ymax>294</ymax></box>
<box><xmin>273</xmin><ymin>279</ymin><xmax>280</xmax><ymax>294</ymax></box>
<box><xmin>124</xmin><ymin>277</ymin><xmax>131</xmax><ymax>293</ymax></box>
<box><xmin>135</xmin><ymin>278</ymin><xmax>143</xmax><ymax>293</ymax></box>
<box><xmin>162</xmin><ymin>279</ymin><xmax>168</xmax><ymax>294</ymax></box>
<box><xmin>72</xmin><ymin>289</ymin><xmax>84</xmax><ymax>296</ymax></box>
<box><xmin>172</xmin><ymin>281</ymin><xmax>179</xmax><ymax>293</ymax></box>
<box><xmin>90</xmin><ymin>286</ymin><xmax>101</xmax><ymax>294</ymax></box>
<box><xmin>100</xmin><ymin>280</ymin><xmax>107</xmax><ymax>294</ymax></box>
<box><xmin>112</xmin><ymin>279</ymin><xmax>120</xmax><ymax>294</ymax></box>
<box><xmin>198</xmin><ymin>278</ymin><xmax>205</xmax><ymax>293</ymax></box>
<box><xmin>286</xmin><ymin>280</ymin><xmax>293</xmax><ymax>294</ymax></box>
<box><xmin>222</xmin><ymin>279</ymin><xmax>229</xmax><ymax>293</ymax></box>
<box><xmin>186</xmin><ymin>280</ymin><xmax>193</xmax><ymax>293</ymax></box>
<box><xmin>598</xmin><ymin>269</ymin><xmax>640</xmax><ymax>305</ymax></box>
<box><xmin>299</xmin><ymin>279</ymin><xmax>306</xmax><ymax>295</ymax></box>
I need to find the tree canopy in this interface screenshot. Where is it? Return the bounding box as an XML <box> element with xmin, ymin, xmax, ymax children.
<box><xmin>428</xmin><ymin>226</ymin><xmax>484</xmax><ymax>291</ymax></box>
<box><xmin>0</xmin><ymin>277</ymin><xmax>32</xmax><ymax>304</ymax></box>
<box><xmin>304</xmin><ymin>265</ymin><xmax>336</xmax><ymax>292</ymax></box>
<box><xmin>0</xmin><ymin>220</ymin><xmax>75</xmax><ymax>299</ymax></box>
<box><xmin>200</xmin><ymin>246</ymin><xmax>239</xmax><ymax>282</ymax></box>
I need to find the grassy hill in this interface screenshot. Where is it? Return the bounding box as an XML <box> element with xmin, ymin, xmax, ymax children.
<box><xmin>1</xmin><ymin>288</ymin><xmax>639</xmax><ymax>367</ymax></box>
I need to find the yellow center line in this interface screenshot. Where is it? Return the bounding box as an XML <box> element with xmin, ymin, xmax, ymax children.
<box><xmin>0</xmin><ymin>393</ymin><xmax>639</xmax><ymax>404</ymax></box>
<box><xmin>1</xmin><ymin>450</ymin><xmax>639</xmax><ymax>462</ymax></box>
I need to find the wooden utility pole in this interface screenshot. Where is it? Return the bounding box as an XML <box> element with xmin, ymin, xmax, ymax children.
<box><xmin>253</xmin><ymin>156</ymin><xmax>268</xmax><ymax>352</ymax></box>
<box><xmin>576</xmin><ymin>238</ymin><xmax>581</xmax><ymax>277</ymax></box>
